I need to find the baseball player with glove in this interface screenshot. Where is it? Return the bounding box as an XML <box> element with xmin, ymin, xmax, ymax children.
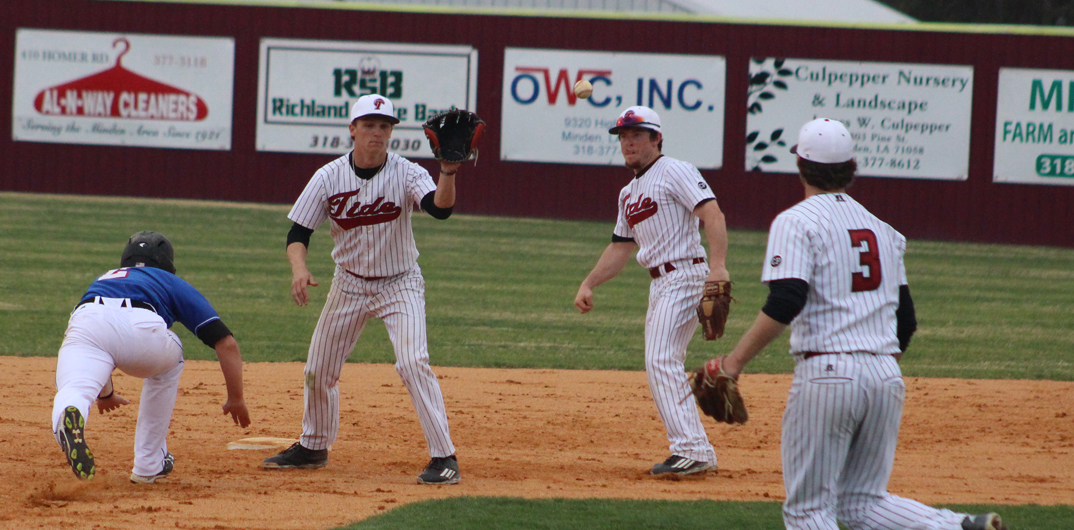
<box><xmin>264</xmin><ymin>95</ymin><xmax>482</xmax><ymax>485</ymax></box>
<box><xmin>699</xmin><ymin>118</ymin><xmax>1007</xmax><ymax>530</ymax></box>
<box><xmin>574</xmin><ymin>106</ymin><xmax>731</xmax><ymax>477</ymax></box>
<box><xmin>52</xmin><ymin>231</ymin><xmax>251</xmax><ymax>483</ymax></box>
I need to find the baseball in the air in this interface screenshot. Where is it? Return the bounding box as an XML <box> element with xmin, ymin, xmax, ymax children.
<box><xmin>573</xmin><ymin>79</ymin><xmax>593</xmax><ymax>99</ymax></box>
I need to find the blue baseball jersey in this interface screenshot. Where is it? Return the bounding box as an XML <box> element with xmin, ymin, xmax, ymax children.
<box><xmin>81</xmin><ymin>266</ymin><xmax>222</xmax><ymax>337</ymax></box>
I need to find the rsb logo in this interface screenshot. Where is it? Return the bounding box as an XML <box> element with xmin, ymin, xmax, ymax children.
<box><xmin>333</xmin><ymin>58</ymin><xmax>403</xmax><ymax>99</ymax></box>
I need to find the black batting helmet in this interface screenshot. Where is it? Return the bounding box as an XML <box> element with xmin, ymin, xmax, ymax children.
<box><xmin>120</xmin><ymin>231</ymin><xmax>176</xmax><ymax>274</ymax></box>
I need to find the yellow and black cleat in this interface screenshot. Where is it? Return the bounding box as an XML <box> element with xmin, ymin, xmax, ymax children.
<box><xmin>59</xmin><ymin>406</ymin><xmax>95</xmax><ymax>480</ymax></box>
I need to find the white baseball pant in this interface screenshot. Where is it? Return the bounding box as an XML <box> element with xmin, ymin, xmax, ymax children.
<box><xmin>300</xmin><ymin>265</ymin><xmax>455</xmax><ymax>458</ymax></box>
<box><xmin>52</xmin><ymin>302</ymin><xmax>184</xmax><ymax>477</ymax></box>
<box><xmin>645</xmin><ymin>262</ymin><xmax>717</xmax><ymax>463</ymax></box>
<box><xmin>782</xmin><ymin>353</ymin><xmax>968</xmax><ymax>530</ymax></box>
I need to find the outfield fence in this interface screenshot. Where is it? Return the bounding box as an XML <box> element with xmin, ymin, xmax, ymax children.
<box><xmin>3</xmin><ymin>0</ymin><xmax>1073</xmax><ymax>247</ymax></box>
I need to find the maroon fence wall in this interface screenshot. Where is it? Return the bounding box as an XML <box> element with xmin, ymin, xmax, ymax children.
<box><xmin>3</xmin><ymin>1</ymin><xmax>1073</xmax><ymax>247</ymax></box>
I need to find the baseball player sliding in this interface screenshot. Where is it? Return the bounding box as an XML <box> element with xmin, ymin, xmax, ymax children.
<box><xmin>52</xmin><ymin>231</ymin><xmax>250</xmax><ymax>483</ymax></box>
<box><xmin>264</xmin><ymin>95</ymin><xmax>464</xmax><ymax>485</ymax></box>
<box><xmin>574</xmin><ymin>106</ymin><xmax>730</xmax><ymax>477</ymax></box>
<box><xmin>709</xmin><ymin>118</ymin><xmax>1007</xmax><ymax>530</ymax></box>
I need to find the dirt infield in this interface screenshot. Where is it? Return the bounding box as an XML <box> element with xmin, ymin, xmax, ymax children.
<box><xmin>2</xmin><ymin>356</ymin><xmax>1071</xmax><ymax>530</ymax></box>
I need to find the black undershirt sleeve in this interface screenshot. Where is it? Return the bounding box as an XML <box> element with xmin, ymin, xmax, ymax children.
<box><xmin>896</xmin><ymin>285</ymin><xmax>917</xmax><ymax>352</ymax></box>
<box><xmin>197</xmin><ymin>320</ymin><xmax>233</xmax><ymax>349</ymax></box>
<box><xmin>421</xmin><ymin>191</ymin><xmax>453</xmax><ymax>220</ymax></box>
<box><xmin>761</xmin><ymin>279</ymin><xmax>809</xmax><ymax>325</ymax></box>
<box><xmin>611</xmin><ymin>234</ymin><xmax>635</xmax><ymax>243</ymax></box>
<box><xmin>286</xmin><ymin>222</ymin><xmax>313</xmax><ymax>248</ymax></box>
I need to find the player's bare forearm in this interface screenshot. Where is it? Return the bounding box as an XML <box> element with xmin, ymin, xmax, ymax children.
<box><xmin>286</xmin><ymin>242</ymin><xmax>317</xmax><ymax>306</ymax></box>
<box><xmin>214</xmin><ymin>336</ymin><xmax>245</xmax><ymax>401</ymax></box>
<box><xmin>287</xmin><ymin>241</ymin><xmax>309</xmax><ymax>272</ymax></box>
<box><xmin>695</xmin><ymin>200</ymin><xmax>730</xmax><ymax>282</ymax></box>
<box><xmin>575</xmin><ymin>242</ymin><xmax>635</xmax><ymax>313</ymax></box>
<box><xmin>433</xmin><ymin>164</ymin><xmax>460</xmax><ymax>208</ymax></box>
<box><xmin>720</xmin><ymin>311</ymin><xmax>787</xmax><ymax>378</ymax></box>
<box><xmin>213</xmin><ymin>335</ymin><xmax>251</xmax><ymax>427</ymax></box>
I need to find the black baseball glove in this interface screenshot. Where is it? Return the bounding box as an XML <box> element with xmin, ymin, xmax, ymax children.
<box><xmin>422</xmin><ymin>109</ymin><xmax>485</xmax><ymax>163</ymax></box>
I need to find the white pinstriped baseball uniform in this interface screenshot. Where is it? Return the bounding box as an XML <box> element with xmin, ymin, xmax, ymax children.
<box><xmin>613</xmin><ymin>155</ymin><xmax>718</xmax><ymax>464</ymax></box>
<box><xmin>764</xmin><ymin>193</ymin><xmax>965</xmax><ymax>530</ymax></box>
<box><xmin>288</xmin><ymin>151</ymin><xmax>455</xmax><ymax>458</ymax></box>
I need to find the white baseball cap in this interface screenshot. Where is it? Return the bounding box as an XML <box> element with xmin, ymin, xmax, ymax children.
<box><xmin>790</xmin><ymin>118</ymin><xmax>853</xmax><ymax>163</ymax></box>
<box><xmin>608</xmin><ymin>106</ymin><xmax>661</xmax><ymax>134</ymax></box>
<box><xmin>349</xmin><ymin>95</ymin><xmax>400</xmax><ymax>124</ymax></box>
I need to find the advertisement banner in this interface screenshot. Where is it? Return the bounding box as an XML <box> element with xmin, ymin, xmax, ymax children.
<box><xmin>256</xmin><ymin>39</ymin><xmax>477</xmax><ymax>156</ymax></box>
<box><xmin>501</xmin><ymin>48</ymin><xmax>726</xmax><ymax>169</ymax></box>
<box><xmin>994</xmin><ymin>68</ymin><xmax>1074</xmax><ymax>186</ymax></box>
<box><xmin>746</xmin><ymin>58</ymin><xmax>973</xmax><ymax>180</ymax></box>
<box><xmin>12</xmin><ymin>29</ymin><xmax>234</xmax><ymax>150</ymax></box>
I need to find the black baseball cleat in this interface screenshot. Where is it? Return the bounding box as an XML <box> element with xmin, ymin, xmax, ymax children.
<box><xmin>131</xmin><ymin>452</ymin><xmax>175</xmax><ymax>484</ymax></box>
<box><xmin>262</xmin><ymin>442</ymin><xmax>328</xmax><ymax>469</ymax></box>
<box><xmin>962</xmin><ymin>513</ymin><xmax>1008</xmax><ymax>530</ymax></box>
<box><xmin>59</xmin><ymin>406</ymin><xmax>95</xmax><ymax>480</ymax></box>
<box><xmin>650</xmin><ymin>455</ymin><xmax>716</xmax><ymax>477</ymax></box>
<box><xmin>417</xmin><ymin>455</ymin><xmax>460</xmax><ymax>485</ymax></box>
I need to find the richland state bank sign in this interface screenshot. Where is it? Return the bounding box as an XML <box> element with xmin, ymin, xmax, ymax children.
<box><xmin>256</xmin><ymin>38</ymin><xmax>477</xmax><ymax>156</ymax></box>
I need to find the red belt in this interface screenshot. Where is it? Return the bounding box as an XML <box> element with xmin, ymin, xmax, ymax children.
<box><xmin>345</xmin><ymin>269</ymin><xmax>387</xmax><ymax>281</ymax></box>
<box><xmin>800</xmin><ymin>352</ymin><xmax>877</xmax><ymax>360</ymax></box>
<box><xmin>649</xmin><ymin>257</ymin><xmax>705</xmax><ymax>279</ymax></box>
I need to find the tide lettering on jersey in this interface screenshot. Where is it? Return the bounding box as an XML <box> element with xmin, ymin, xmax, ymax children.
<box><xmin>625</xmin><ymin>194</ymin><xmax>659</xmax><ymax>228</ymax></box>
<box><xmin>328</xmin><ymin>190</ymin><xmax>402</xmax><ymax>229</ymax></box>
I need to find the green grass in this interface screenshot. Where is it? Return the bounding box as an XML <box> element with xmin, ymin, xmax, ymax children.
<box><xmin>340</xmin><ymin>498</ymin><xmax>1073</xmax><ymax>530</ymax></box>
<box><xmin>1</xmin><ymin>191</ymin><xmax>1073</xmax><ymax>379</ymax></box>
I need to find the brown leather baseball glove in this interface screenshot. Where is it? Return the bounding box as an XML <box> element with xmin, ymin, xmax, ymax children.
<box><xmin>689</xmin><ymin>357</ymin><xmax>748</xmax><ymax>424</ymax></box>
<box><xmin>696</xmin><ymin>280</ymin><xmax>732</xmax><ymax>340</ymax></box>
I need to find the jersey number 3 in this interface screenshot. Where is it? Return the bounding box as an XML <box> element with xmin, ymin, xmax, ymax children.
<box><xmin>848</xmin><ymin>229</ymin><xmax>881</xmax><ymax>292</ymax></box>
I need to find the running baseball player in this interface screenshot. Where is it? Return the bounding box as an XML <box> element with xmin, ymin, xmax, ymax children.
<box><xmin>574</xmin><ymin>106</ymin><xmax>730</xmax><ymax>476</ymax></box>
<box><xmin>263</xmin><ymin>95</ymin><xmax>463</xmax><ymax>485</ymax></box>
<box><xmin>52</xmin><ymin>231</ymin><xmax>251</xmax><ymax>483</ymax></box>
<box><xmin>710</xmin><ymin>118</ymin><xmax>1007</xmax><ymax>530</ymax></box>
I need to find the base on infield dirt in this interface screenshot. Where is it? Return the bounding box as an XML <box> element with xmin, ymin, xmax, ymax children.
<box><xmin>227</xmin><ymin>437</ymin><xmax>299</xmax><ymax>450</ymax></box>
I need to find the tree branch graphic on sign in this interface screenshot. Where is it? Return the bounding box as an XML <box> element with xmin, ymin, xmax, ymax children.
<box><xmin>747</xmin><ymin>57</ymin><xmax>792</xmax><ymax>170</ymax></box>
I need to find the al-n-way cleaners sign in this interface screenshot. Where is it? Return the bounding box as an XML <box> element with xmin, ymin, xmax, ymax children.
<box><xmin>12</xmin><ymin>29</ymin><xmax>234</xmax><ymax>150</ymax></box>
